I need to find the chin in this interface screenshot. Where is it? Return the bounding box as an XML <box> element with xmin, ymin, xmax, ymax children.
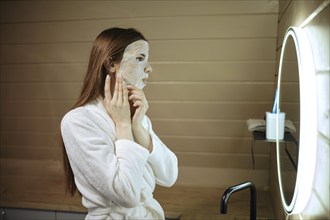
<box><xmin>136</xmin><ymin>82</ymin><xmax>146</xmax><ymax>89</ymax></box>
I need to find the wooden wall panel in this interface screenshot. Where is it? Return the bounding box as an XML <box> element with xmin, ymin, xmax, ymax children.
<box><xmin>150</xmin><ymin>39</ymin><xmax>276</xmax><ymax>62</ymax></box>
<box><xmin>0</xmin><ymin>100</ymin><xmax>72</xmax><ymax>117</ymax></box>
<box><xmin>177</xmin><ymin>166</ymin><xmax>270</xmax><ymax>188</ymax></box>
<box><xmin>1</xmin><ymin>100</ymin><xmax>270</xmax><ymax>120</ymax></box>
<box><xmin>0</xmin><ymin>117</ymin><xmax>60</xmax><ymax>132</ymax></box>
<box><xmin>0</xmin><ymin>132</ymin><xmax>59</xmax><ymax>148</ymax></box>
<box><xmin>0</xmin><ymin>39</ymin><xmax>276</xmax><ymax>63</ymax></box>
<box><xmin>0</xmin><ymin>1</ymin><xmax>279</xmax><ymax>23</ymax></box>
<box><xmin>0</xmin><ymin>176</ymin><xmax>65</xmax><ymax>192</ymax></box>
<box><xmin>145</xmin><ymin>83</ymin><xmax>274</xmax><ymax>101</ymax></box>
<box><xmin>151</xmin><ymin>120</ymin><xmax>250</xmax><ymax>137</ymax></box>
<box><xmin>0</xmin><ymin>82</ymin><xmax>81</xmax><ymax>100</ymax></box>
<box><xmin>151</xmin><ymin>62</ymin><xmax>276</xmax><ymax>82</ymax></box>
<box><xmin>0</xmin><ymin>101</ymin><xmax>270</xmax><ymax>121</ymax></box>
<box><xmin>161</xmin><ymin>136</ymin><xmax>270</xmax><ymax>154</ymax></box>
<box><xmin>1</xmin><ymin>62</ymin><xmax>275</xmax><ymax>82</ymax></box>
<box><xmin>0</xmin><ymin>159</ymin><xmax>62</xmax><ymax>176</ymax></box>
<box><xmin>0</xmin><ymin>43</ymin><xmax>92</xmax><ymax>64</ymax></box>
<box><xmin>0</xmin><ymin>146</ymin><xmax>60</xmax><ymax>160</ymax></box>
<box><xmin>148</xmin><ymin>102</ymin><xmax>270</xmax><ymax>120</ymax></box>
<box><xmin>1</xmin><ymin>15</ymin><xmax>277</xmax><ymax>44</ymax></box>
<box><xmin>1</xmin><ymin>82</ymin><xmax>273</xmax><ymax>101</ymax></box>
<box><xmin>176</xmin><ymin>152</ymin><xmax>269</xmax><ymax>169</ymax></box>
<box><xmin>0</xmin><ymin>117</ymin><xmax>252</xmax><ymax>138</ymax></box>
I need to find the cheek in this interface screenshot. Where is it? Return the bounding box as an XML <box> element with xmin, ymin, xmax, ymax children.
<box><xmin>120</xmin><ymin>62</ymin><xmax>144</xmax><ymax>84</ymax></box>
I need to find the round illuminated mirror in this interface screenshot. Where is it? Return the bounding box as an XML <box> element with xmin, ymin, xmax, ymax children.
<box><xmin>277</xmin><ymin>28</ymin><xmax>300</xmax><ymax>207</ymax></box>
<box><xmin>276</xmin><ymin>27</ymin><xmax>317</xmax><ymax>214</ymax></box>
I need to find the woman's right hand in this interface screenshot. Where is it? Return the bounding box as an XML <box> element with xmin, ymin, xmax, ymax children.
<box><xmin>104</xmin><ymin>74</ymin><xmax>133</xmax><ymax>140</ymax></box>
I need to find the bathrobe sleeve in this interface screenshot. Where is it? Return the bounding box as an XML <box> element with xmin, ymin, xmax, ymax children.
<box><xmin>61</xmin><ymin>109</ymin><xmax>150</xmax><ymax>208</ymax></box>
<box><xmin>143</xmin><ymin>116</ymin><xmax>178</xmax><ymax>187</ymax></box>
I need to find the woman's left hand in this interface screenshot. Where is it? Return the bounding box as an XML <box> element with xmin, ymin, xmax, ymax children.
<box><xmin>128</xmin><ymin>86</ymin><xmax>152</xmax><ymax>151</ymax></box>
<box><xmin>128</xmin><ymin>86</ymin><xmax>149</xmax><ymax>127</ymax></box>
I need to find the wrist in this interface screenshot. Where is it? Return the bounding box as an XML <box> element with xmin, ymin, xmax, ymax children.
<box><xmin>116</xmin><ymin>123</ymin><xmax>133</xmax><ymax>141</ymax></box>
<box><xmin>132</xmin><ymin>123</ymin><xmax>143</xmax><ymax>131</ymax></box>
<box><xmin>117</xmin><ymin>122</ymin><xmax>132</xmax><ymax>130</ymax></box>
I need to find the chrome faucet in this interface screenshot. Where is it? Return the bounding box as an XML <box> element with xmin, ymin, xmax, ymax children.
<box><xmin>220</xmin><ymin>181</ymin><xmax>257</xmax><ymax>220</ymax></box>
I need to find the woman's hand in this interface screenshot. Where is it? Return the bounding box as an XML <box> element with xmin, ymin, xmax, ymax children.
<box><xmin>128</xmin><ymin>86</ymin><xmax>152</xmax><ymax>151</ymax></box>
<box><xmin>128</xmin><ymin>86</ymin><xmax>149</xmax><ymax>127</ymax></box>
<box><xmin>103</xmin><ymin>74</ymin><xmax>133</xmax><ymax>141</ymax></box>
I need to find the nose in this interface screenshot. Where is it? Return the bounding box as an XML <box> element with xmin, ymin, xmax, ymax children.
<box><xmin>144</xmin><ymin>62</ymin><xmax>152</xmax><ymax>73</ymax></box>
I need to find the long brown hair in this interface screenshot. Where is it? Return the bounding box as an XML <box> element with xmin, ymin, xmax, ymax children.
<box><xmin>61</xmin><ymin>27</ymin><xmax>147</xmax><ymax>196</ymax></box>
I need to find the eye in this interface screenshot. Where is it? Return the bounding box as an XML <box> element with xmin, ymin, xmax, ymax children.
<box><xmin>136</xmin><ymin>54</ymin><xmax>145</xmax><ymax>62</ymax></box>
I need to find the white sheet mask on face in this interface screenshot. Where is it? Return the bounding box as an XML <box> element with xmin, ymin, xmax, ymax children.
<box><xmin>117</xmin><ymin>40</ymin><xmax>151</xmax><ymax>89</ymax></box>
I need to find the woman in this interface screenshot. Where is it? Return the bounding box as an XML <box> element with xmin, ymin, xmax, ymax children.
<box><xmin>61</xmin><ymin>27</ymin><xmax>178</xmax><ymax>220</ymax></box>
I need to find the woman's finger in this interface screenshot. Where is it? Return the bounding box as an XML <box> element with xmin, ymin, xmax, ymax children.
<box><xmin>128</xmin><ymin>87</ymin><xmax>144</xmax><ymax>100</ymax></box>
<box><xmin>104</xmin><ymin>75</ymin><xmax>112</xmax><ymax>101</ymax></box>
<box><xmin>117</xmin><ymin>75</ymin><xmax>123</xmax><ymax>102</ymax></box>
<box><xmin>133</xmin><ymin>100</ymin><xmax>144</xmax><ymax>108</ymax></box>
<box><xmin>112</xmin><ymin>74</ymin><xmax>119</xmax><ymax>101</ymax></box>
<box><xmin>123</xmin><ymin>80</ymin><xmax>129</xmax><ymax>103</ymax></box>
<box><xmin>129</xmin><ymin>93</ymin><xmax>143</xmax><ymax>101</ymax></box>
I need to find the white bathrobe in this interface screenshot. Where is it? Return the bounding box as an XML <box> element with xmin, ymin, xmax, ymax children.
<box><xmin>61</xmin><ymin>97</ymin><xmax>178</xmax><ymax>220</ymax></box>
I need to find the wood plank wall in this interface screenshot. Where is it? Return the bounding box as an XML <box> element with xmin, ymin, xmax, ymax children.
<box><xmin>0</xmin><ymin>0</ymin><xmax>279</xmax><ymax>208</ymax></box>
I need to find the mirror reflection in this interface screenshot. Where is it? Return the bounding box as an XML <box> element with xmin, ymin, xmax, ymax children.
<box><xmin>278</xmin><ymin>34</ymin><xmax>300</xmax><ymax>206</ymax></box>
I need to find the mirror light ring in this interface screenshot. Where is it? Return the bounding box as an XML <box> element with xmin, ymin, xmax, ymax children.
<box><xmin>276</xmin><ymin>26</ymin><xmax>317</xmax><ymax>214</ymax></box>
